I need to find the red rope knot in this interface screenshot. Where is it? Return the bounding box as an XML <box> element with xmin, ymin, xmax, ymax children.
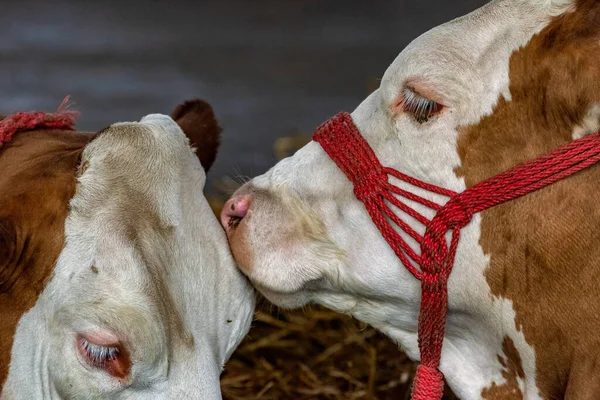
<box><xmin>353</xmin><ymin>166</ymin><xmax>388</xmax><ymax>202</ymax></box>
<box><xmin>442</xmin><ymin>196</ymin><xmax>473</xmax><ymax>229</ymax></box>
<box><xmin>411</xmin><ymin>364</ymin><xmax>444</xmax><ymax>400</ymax></box>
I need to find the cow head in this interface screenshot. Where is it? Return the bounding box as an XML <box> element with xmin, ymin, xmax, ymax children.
<box><xmin>1</xmin><ymin>100</ymin><xmax>255</xmax><ymax>398</ymax></box>
<box><xmin>221</xmin><ymin>0</ymin><xmax>600</xmax><ymax>397</ymax></box>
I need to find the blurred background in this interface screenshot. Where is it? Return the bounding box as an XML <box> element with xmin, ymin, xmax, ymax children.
<box><xmin>2</xmin><ymin>0</ymin><xmax>488</xmax><ymax>398</ymax></box>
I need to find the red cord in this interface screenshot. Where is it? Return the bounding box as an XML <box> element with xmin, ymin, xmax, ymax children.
<box><xmin>0</xmin><ymin>96</ymin><xmax>78</xmax><ymax>148</ymax></box>
<box><xmin>313</xmin><ymin>112</ymin><xmax>600</xmax><ymax>399</ymax></box>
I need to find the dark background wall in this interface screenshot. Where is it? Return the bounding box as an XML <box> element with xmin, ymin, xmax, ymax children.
<box><xmin>2</xmin><ymin>0</ymin><xmax>488</xmax><ymax>195</ymax></box>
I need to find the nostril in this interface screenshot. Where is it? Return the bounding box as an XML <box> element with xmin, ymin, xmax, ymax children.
<box><xmin>230</xmin><ymin>195</ymin><xmax>250</xmax><ymax>218</ymax></box>
<box><xmin>220</xmin><ymin>194</ymin><xmax>251</xmax><ymax>231</ymax></box>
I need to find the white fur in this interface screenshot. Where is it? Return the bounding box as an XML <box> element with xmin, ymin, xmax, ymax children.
<box><xmin>233</xmin><ymin>0</ymin><xmax>576</xmax><ymax>398</ymax></box>
<box><xmin>572</xmin><ymin>104</ymin><xmax>600</xmax><ymax>139</ymax></box>
<box><xmin>2</xmin><ymin>115</ymin><xmax>255</xmax><ymax>399</ymax></box>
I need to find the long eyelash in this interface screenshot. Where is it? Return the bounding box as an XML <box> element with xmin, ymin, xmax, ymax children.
<box><xmin>80</xmin><ymin>338</ymin><xmax>119</xmax><ymax>365</ymax></box>
<box><xmin>401</xmin><ymin>87</ymin><xmax>442</xmax><ymax>123</ymax></box>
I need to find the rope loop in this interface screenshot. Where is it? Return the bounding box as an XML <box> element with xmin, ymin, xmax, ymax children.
<box><xmin>353</xmin><ymin>167</ymin><xmax>388</xmax><ymax>202</ymax></box>
<box><xmin>444</xmin><ymin>196</ymin><xmax>473</xmax><ymax>229</ymax></box>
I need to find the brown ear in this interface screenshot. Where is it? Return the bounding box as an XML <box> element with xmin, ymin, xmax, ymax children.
<box><xmin>171</xmin><ymin>99</ymin><xmax>222</xmax><ymax>172</ymax></box>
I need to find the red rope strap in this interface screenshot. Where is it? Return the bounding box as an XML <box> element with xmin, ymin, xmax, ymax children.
<box><xmin>0</xmin><ymin>96</ymin><xmax>78</xmax><ymax>148</ymax></box>
<box><xmin>313</xmin><ymin>112</ymin><xmax>600</xmax><ymax>399</ymax></box>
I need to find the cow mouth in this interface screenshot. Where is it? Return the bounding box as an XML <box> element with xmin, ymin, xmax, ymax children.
<box><xmin>223</xmin><ymin>214</ymin><xmax>248</xmax><ymax>242</ymax></box>
<box><xmin>227</xmin><ymin>216</ymin><xmax>243</xmax><ymax>230</ymax></box>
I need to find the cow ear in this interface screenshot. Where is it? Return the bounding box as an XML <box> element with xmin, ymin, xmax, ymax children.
<box><xmin>171</xmin><ymin>99</ymin><xmax>222</xmax><ymax>172</ymax></box>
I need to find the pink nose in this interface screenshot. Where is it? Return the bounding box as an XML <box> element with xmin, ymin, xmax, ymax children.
<box><xmin>220</xmin><ymin>194</ymin><xmax>251</xmax><ymax>232</ymax></box>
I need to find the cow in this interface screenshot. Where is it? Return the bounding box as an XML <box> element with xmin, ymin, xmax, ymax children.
<box><xmin>220</xmin><ymin>0</ymin><xmax>600</xmax><ymax>398</ymax></box>
<box><xmin>0</xmin><ymin>98</ymin><xmax>255</xmax><ymax>399</ymax></box>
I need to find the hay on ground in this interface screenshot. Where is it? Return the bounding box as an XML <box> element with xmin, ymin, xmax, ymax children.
<box><xmin>220</xmin><ymin>304</ymin><xmax>458</xmax><ymax>399</ymax></box>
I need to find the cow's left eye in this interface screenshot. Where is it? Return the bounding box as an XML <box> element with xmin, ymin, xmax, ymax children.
<box><xmin>79</xmin><ymin>337</ymin><xmax>119</xmax><ymax>365</ymax></box>
<box><xmin>77</xmin><ymin>334</ymin><xmax>131</xmax><ymax>380</ymax></box>
<box><xmin>400</xmin><ymin>87</ymin><xmax>444</xmax><ymax>123</ymax></box>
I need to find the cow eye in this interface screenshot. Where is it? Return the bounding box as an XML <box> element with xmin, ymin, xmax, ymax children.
<box><xmin>400</xmin><ymin>87</ymin><xmax>444</xmax><ymax>123</ymax></box>
<box><xmin>77</xmin><ymin>334</ymin><xmax>131</xmax><ymax>380</ymax></box>
<box><xmin>80</xmin><ymin>337</ymin><xmax>119</xmax><ymax>364</ymax></box>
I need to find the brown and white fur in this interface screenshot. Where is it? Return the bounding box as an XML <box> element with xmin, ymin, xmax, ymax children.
<box><xmin>221</xmin><ymin>0</ymin><xmax>600</xmax><ymax>398</ymax></box>
<box><xmin>1</xmin><ymin>100</ymin><xmax>255</xmax><ymax>399</ymax></box>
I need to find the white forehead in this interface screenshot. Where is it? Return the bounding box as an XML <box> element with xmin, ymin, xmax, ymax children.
<box><xmin>76</xmin><ymin>114</ymin><xmax>199</xmax><ymax>229</ymax></box>
<box><xmin>56</xmin><ymin>114</ymin><xmax>201</xmax><ymax>339</ymax></box>
<box><xmin>380</xmin><ymin>0</ymin><xmax>574</xmax><ymax>123</ymax></box>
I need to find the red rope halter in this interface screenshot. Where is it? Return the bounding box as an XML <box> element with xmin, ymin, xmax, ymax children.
<box><xmin>313</xmin><ymin>112</ymin><xmax>600</xmax><ymax>399</ymax></box>
<box><xmin>0</xmin><ymin>96</ymin><xmax>78</xmax><ymax>148</ymax></box>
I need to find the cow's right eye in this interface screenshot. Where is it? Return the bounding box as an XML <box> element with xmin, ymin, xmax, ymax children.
<box><xmin>77</xmin><ymin>333</ymin><xmax>131</xmax><ymax>380</ymax></box>
<box><xmin>399</xmin><ymin>87</ymin><xmax>444</xmax><ymax>124</ymax></box>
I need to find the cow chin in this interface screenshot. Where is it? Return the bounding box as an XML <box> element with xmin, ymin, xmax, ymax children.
<box><xmin>253</xmin><ymin>283</ymin><xmax>313</xmax><ymax>309</ymax></box>
<box><xmin>226</xmin><ymin>185</ymin><xmax>345</xmax><ymax>309</ymax></box>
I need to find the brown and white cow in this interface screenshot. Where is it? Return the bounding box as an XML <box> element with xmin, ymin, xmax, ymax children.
<box><xmin>0</xmin><ymin>99</ymin><xmax>255</xmax><ymax>398</ymax></box>
<box><xmin>220</xmin><ymin>0</ymin><xmax>600</xmax><ymax>398</ymax></box>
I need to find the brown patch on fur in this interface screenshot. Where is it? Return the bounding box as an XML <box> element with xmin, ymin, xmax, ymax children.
<box><xmin>171</xmin><ymin>99</ymin><xmax>222</xmax><ymax>172</ymax></box>
<box><xmin>482</xmin><ymin>337</ymin><xmax>524</xmax><ymax>399</ymax></box>
<box><xmin>455</xmin><ymin>1</ymin><xmax>600</xmax><ymax>397</ymax></box>
<box><xmin>0</xmin><ymin>129</ymin><xmax>93</xmax><ymax>387</ymax></box>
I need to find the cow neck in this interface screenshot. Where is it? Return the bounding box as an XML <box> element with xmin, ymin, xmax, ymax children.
<box><xmin>0</xmin><ymin>96</ymin><xmax>78</xmax><ymax>148</ymax></box>
<box><xmin>312</xmin><ymin>111</ymin><xmax>600</xmax><ymax>400</ymax></box>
